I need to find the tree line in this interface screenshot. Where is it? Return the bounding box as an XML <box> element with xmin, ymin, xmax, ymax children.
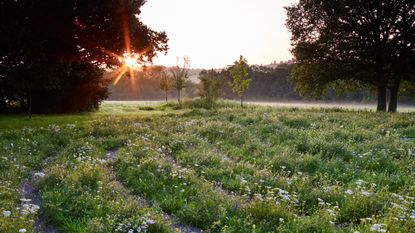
<box><xmin>108</xmin><ymin>58</ymin><xmax>415</xmax><ymax>106</ymax></box>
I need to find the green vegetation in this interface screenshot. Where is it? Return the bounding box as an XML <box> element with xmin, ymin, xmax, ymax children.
<box><xmin>1</xmin><ymin>102</ymin><xmax>415</xmax><ymax>232</ymax></box>
<box><xmin>229</xmin><ymin>55</ymin><xmax>252</xmax><ymax>107</ymax></box>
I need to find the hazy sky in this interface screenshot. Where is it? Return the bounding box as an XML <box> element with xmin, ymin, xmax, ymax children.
<box><xmin>140</xmin><ymin>0</ymin><xmax>298</xmax><ymax>68</ymax></box>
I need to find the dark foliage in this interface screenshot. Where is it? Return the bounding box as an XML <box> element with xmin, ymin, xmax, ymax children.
<box><xmin>285</xmin><ymin>0</ymin><xmax>415</xmax><ymax>112</ymax></box>
<box><xmin>0</xmin><ymin>0</ymin><xmax>168</xmax><ymax>113</ymax></box>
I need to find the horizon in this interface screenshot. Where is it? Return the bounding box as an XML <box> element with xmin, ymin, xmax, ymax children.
<box><xmin>140</xmin><ymin>0</ymin><xmax>298</xmax><ymax>69</ymax></box>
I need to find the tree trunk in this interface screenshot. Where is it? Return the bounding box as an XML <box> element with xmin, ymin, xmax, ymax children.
<box><xmin>165</xmin><ymin>91</ymin><xmax>168</xmax><ymax>102</ymax></box>
<box><xmin>178</xmin><ymin>89</ymin><xmax>181</xmax><ymax>105</ymax></box>
<box><xmin>20</xmin><ymin>94</ymin><xmax>27</xmax><ymax>112</ymax></box>
<box><xmin>240</xmin><ymin>95</ymin><xmax>243</xmax><ymax>107</ymax></box>
<box><xmin>0</xmin><ymin>91</ymin><xmax>5</xmax><ymax>111</ymax></box>
<box><xmin>388</xmin><ymin>83</ymin><xmax>400</xmax><ymax>113</ymax></box>
<box><xmin>376</xmin><ymin>85</ymin><xmax>387</xmax><ymax>112</ymax></box>
<box><xmin>28</xmin><ymin>91</ymin><xmax>32</xmax><ymax>119</ymax></box>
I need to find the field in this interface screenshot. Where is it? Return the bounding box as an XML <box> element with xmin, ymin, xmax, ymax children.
<box><xmin>1</xmin><ymin>101</ymin><xmax>415</xmax><ymax>233</ymax></box>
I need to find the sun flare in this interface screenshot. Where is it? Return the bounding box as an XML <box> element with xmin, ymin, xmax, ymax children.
<box><xmin>123</xmin><ymin>54</ymin><xmax>140</xmax><ymax>68</ymax></box>
<box><xmin>111</xmin><ymin>52</ymin><xmax>142</xmax><ymax>85</ymax></box>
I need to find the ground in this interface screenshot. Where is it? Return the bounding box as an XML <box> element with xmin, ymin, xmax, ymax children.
<box><xmin>1</xmin><ymin>101</ymin><xmax>415</xmax><ymax>233</ymax></box>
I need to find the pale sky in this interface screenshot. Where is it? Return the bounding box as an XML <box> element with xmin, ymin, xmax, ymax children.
<box><xmin>140</xmin><ymin>0</ymin><xmax>298</xmax><ymax>69</ymax></box>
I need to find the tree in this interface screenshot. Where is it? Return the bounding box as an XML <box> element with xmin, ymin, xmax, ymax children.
<box><xmin>0</xmin><ymin>0</ymin><xmax>168</xmax><ymax>113</ymax></box>
<box><xmin>286</xmin><ymin>0</ymin><xmax>415</xmax><ymax>112</ymax></box>
<box><xmin>159</xmin><ymin>70</ymin><xmax>171</xmax><ymax>102</ymax></box>
<box><xmin>229</xmin><ymin>55</ymin><xmax>252</xmax><ymax>107</ymax></box>
<box><xmin>170</xmin><ymin>57</ymin><xmax>190</xmax><ymax>104</ymax></box>
<box><xmin>198</xmin><ymin>70</ymin><xmax>223</xmax><ymax>108</ymax></box>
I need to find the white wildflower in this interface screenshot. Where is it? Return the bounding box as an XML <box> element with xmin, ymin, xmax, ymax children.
<box><xmin>19</xmin><ymin>229</ymin><xmax>27</xmax><ymax>233</ymax></box>
<box><xmin>345</xmin><ymin>189</ymin><xmax>354</xmax><ymax>195</ymax></box>
<box><xmin>370</xmin><ymin>223</ymin><xmax>386</xmax><ymax>232</ymax></box>
<box><xmin>355</xmin><ymin>179</ymin><xmax>365</xmax><ymax>186</ymax></box>
<box><xmin>34</xmin><ymin>172</ymin><xmax>45</xmax><ymax>178</ymax></box>
<box><xmin>3</xmin><ymin>210</ymin><xmax>11</xmax><ymax>217</ymax></box>
<box><xmin>362</xmin><ymin>191</ymin><xmax>371</xmax><ymax>197</ymax></box>
<box><xmin>146</xmin><ymin>219</ymin><xmax>155</xmax><ymax>225</ymax></box>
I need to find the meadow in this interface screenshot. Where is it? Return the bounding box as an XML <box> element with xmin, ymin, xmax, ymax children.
<box><xmin>1</xmin><ymin>101</ymin><xmax>415</xmax><ymax>233</ymax></box>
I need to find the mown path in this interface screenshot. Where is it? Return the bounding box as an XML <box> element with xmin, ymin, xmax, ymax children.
<box><xmin>105</xmin><ymin>148</ymin><xmax>202</xmax><ymax>233</ymax></box>
<box><xmin>19</xmin><ymin>158</ymin><xmax>58</xmax><ymax>233</ymax></box>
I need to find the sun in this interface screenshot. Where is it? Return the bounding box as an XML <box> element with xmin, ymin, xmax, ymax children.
<box><xmin>110</xmin><ymin>53</ymin><xmax>142</xmax><ymax>85</ymax></box>
<box><xmin>122</xmin><ymin>53</ymin><xmax>140</xmax><ymax>68</ymax></box>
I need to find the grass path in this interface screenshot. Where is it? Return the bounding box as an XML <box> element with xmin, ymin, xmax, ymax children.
<box><xmin>106</xmin><ymin>148</ymin><xmax>203</xmax><ymax>233</ymax></box>
<box><xmin>19</xmin><ymin>157</ymin><xmax>58</xmax><ymax>233</ymax></box>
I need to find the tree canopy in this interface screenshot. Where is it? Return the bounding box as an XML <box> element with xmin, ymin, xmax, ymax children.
<box><xmin>229</xmin><ymin>56</ymin><xmax>252</xmax><ymax>107</ymax></box>
<box><xmin>286</xmin><ymin>0</ymin><xmax>415</xmax><ymax>112</ymax></box>
<box><xmin>0</xmin><ymin>0</ymin><xmax>168</xmax><ymax>113</ymax></box>
<box><xmin>198</xmin><ymin>69</ymin><xmax>223</xmax><ymax>108</ymax></box>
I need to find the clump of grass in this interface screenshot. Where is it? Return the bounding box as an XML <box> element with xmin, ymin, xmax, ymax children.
<box><xmin>138</xmin><ymin>106</ymin><xmax>155</xmax><ymax>111</ymax></box>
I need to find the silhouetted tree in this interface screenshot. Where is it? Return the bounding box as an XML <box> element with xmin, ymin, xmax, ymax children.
<box><xmin>286</xmin><ymin>0</ymin><xmax>415</xmax><ymax>112</ymax></box>
<box><xmin>0</xmin><ymin>0</ymin><xmax>168</xmax><ymax>113</ymax></box>
<box><xmin>229</xmin><ymin>56</ymin><xmax>252</xmax><ymax>107</ymax></box>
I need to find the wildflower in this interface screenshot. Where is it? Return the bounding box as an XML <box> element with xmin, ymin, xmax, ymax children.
<box><xmin>3</xmin><ymin>210</ymin><xmax>11</xmax><ymax>217</ymax></box>
<box><xmin>362</xmin><ymin>191</ymin><xmax>371</xmax><ymax>197</ymax></box>
<box><xmin>355</xmin><ymin>179</ymin><xmax>364</xmax><ymax>186</ymax></box>
<box><xmin>345</xmin><ymin>189</ymin><xmax>354</xmax><ymax>195</ymax></box>
<box><xmin>19</xmin><ymin>229</ymin><xmax>27</xmax><ymax>233</ymax></box>
<box><xmin>34</xmin><ymin>172</ymin><xmax>45</xmax><ymax>178</ymax></box>
<box><xmin>146</xmin><ymin>219</ymin><xmax>155</xmax><ymax>225</ymax></box>
<box><xmin>370</xmin><ymin>224</ymin><xmax>386</xmax><ymax>232</ymax></box>
<box><xmin>327</xmin><ymin>209</ymin><xmax>335</xmax><ymax>216</ymax></box>
<box><xmin>279</xmin><ymin>218</ymin><xmax>284</xmax><ymax>223</ymax></box>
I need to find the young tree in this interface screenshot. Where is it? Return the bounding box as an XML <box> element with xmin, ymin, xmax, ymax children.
<box><xmin>170</xmin><ymin>57</ymin><xmax>190</xmax><ymax>104</ymax></box>
<box><xmin>159</xmin><ymin>71</ymin><xmax>171</xmax><ymax>102</ymax></box>
<box><xmin>286</xmin><ymin>0</ymin><xmax>415</xmax><ymax>112</ymax></box>
<box><xmin>198</xmin><ymin>70</ymin><xmax>223</xmax><ymax>108</ymax></box>
<box><xmin>229</xmin><ymin>55</ymin><xmax>252</xmax><ymax>107</ymax></box>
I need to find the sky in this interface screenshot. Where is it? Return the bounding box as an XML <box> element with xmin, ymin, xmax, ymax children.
<box><xmin>140</xmin><ymin>0</ymin><xmax>298</xmax><ymax>69</ymax></box>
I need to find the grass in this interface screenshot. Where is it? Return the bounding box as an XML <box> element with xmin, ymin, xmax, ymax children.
<box><xmin>1</xmin><ymin>101</ymin><xmax>415</xmax><ymax>232</ymax></box>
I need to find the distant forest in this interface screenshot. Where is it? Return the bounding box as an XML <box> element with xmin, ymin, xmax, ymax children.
<box><xmin>108</xmin><ymin>63</ymin><xmax>415</xmax><ymax>104</ymax></box>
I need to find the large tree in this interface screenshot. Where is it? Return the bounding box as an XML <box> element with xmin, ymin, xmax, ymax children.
<box><xmin>0</xmin><ymin>0</ymin><xmax>168</xmax><ymax>113</ymax></box>
<box><xmin>286</xmin><ymin>0</ymin><xmax>415</xmax><ymax>112</ymax></box>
